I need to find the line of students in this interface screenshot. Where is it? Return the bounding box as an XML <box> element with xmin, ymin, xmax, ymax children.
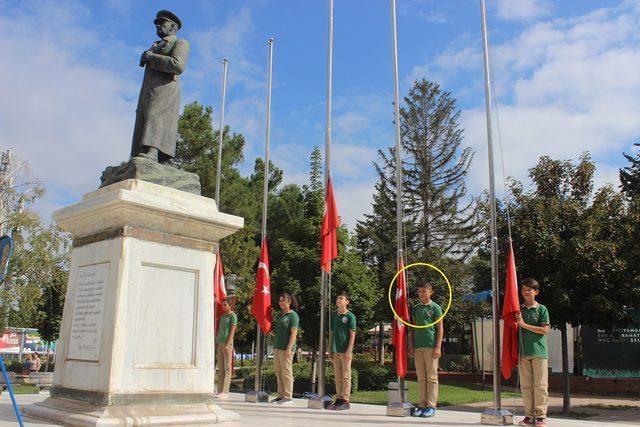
<box><xmin>213</xmin><ymin>279</ymin><xmax>550</xmax><ymax>425</ymax></box>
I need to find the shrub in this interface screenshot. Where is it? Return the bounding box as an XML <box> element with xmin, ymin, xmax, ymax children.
<box><xmin>242</xmin><ymin>360</ymin><xmax>359</xmax><ymax>395</ymax></box>
<box><xmin>352</xmin><ymin>359</ymin><xmax>395</xmax><ymax>391</ymax></box>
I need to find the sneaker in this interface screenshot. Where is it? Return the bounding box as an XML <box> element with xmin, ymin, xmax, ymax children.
<box><xmin>334</xmin><ymin>400</ymin><xmax>350</xmax><ymax>411</ymax></box>
<box><xmin>421</xmin><ymin>407</ymin><xmax>436</xmax><ymax>418</ymax></box>
<box><xmin>534</xmin><ymin>419</ymin><xmax>546</xmax><ymax>427</ymax></box>
<box><xmin>272</xmin><ymin>397</ymin><xmax>283</xmax><ymax>403</ymax></box>
<box><xmin>518</xmin><ymin>417</ymin><xmax>535</xmax><ymax>426</ymax></box>
<box><xmin>277</xmin><ymin>398</ymin><xmax>294</xmax><ymax>404</ymax></box>
<box><xmin>328</xmin><ymin>398</ymin><xmax>343</xmax><ymax>410</ymax></box>
<box><xmin>412</xmin><ymin>407</ymin><xmax>425</xmax><ymax>417</ymax></box>
<box><xmin>214</xmin><ymin>392</ymin><xmax>229</xmax><ymax>400</ymax></box>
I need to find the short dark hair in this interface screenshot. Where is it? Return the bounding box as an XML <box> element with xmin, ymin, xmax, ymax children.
<box><xmin>418</xmin><ymin>283</ymin><xmax>433</xmax><ymax>290</ymax></box>
<box><xmin>336</xmin><ymin>291</ymin><xmax>350</xmax><ymax>302</ymax></box>
<box><xmin>521</xmin><ymin>277</ymin><xmax>539</xmax><ymax>291</ymax></box>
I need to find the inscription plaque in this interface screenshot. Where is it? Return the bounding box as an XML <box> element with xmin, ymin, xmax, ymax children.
<box><xmin>67</xmin><ymin>262</ymin><xmax>109</xmax><ymax>361</ymax></box>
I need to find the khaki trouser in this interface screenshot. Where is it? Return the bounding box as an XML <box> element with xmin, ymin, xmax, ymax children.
<box><xmin>332</xmin><ymin>353</ymin><xmax>352</xmax><ymax>400</ymax></box>
<box><xmin>216</xmin><ymin>343</ymin><xmax>233</xmax><ymax>393</ymax></box>
<box><xmin>273</xmin><ymin>349</ymin><xmax>294</xmax><ymax>399</ymax></box>
<box><xmin>414</xmin><ymin>348</ymin><xmax>439</xmax><ymax>408</ymax></box>
<box><xmin>519</xmin><ymin>356</ymin><xmax>549</xmax><ymax>419</ymax></box>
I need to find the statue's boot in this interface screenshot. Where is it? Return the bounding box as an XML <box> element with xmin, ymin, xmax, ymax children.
<box><xmin>137</xmin><ymin>147</ymin><xmax>159</xmax><ymax>162</ymax></box>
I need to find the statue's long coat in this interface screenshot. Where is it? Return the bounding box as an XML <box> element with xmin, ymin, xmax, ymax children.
<box><xmin>131</xmin><ymin>35</ymin><xmax>190</xmax><ymax>158</ymax></box>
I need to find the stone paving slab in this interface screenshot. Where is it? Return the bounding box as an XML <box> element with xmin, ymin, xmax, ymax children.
<box><xmin>2</xmin><ymin>391</ymin><xmax>639</xmax><ymax>426</ymax></box>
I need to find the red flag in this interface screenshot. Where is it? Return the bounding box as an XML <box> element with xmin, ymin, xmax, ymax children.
<box><xmin>501</xmin><ymin>242</ymin><xmax>520</xmax><ymax>380</ymax></box>
<box><xmin>213</xmin><ymin>250</ymin><xmax>226</xmax><ymax>332</ymax></box>
<box><xmin>392</xmin><ymin>258</ymin><xmax>410</xmax><ymax>379</ymax></box>
<box><xmin>320</xmin><ymin>177</ymin><xmax>340</xmax><ymax>273</ymax></box>
<box><xmin>251</xmin><ymin>239</ymin><xmax>272</xmax><ymax>334</ymax></box>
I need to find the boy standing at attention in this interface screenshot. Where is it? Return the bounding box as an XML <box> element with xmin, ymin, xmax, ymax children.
<box><xmin>409</xmin><ymin>283</ymin><xmax>444</xmax><ymax>418</ymax></box>
<box><xmin>516</xmin><ymin>278</ymin><xmax>550</xmax><ymax>427</ymax></box>
<box><xmin>328</xmin><ymin>291</ymin><xmax>356</xmax><ymax>411</ymax></box>
<box><xmin>215</xmin><ymin>299</ymin><xmax>237</xmax><ymax>399</ymax></box>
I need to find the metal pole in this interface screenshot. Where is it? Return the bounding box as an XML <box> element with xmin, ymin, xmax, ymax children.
<box><xmin>390</xmin><ymin>0</ymin><xmax>406</xmax><ymax>406</ymax></box>
<box><xmin>215</xmin><ymin>58</ymin><xmax>229</xmax><ymax>205</ymax></box>
<box><xmin>254</xmin><ymin>38</ymin><xmax>274</xmax><ymax>395</ymax></box>
<box><xmin>316</xmin><ymin>0</ymin><xmax>334</xmax><ymax>401</ymax></box>
<box><xmin>480</xmin><ymin>0</ymin><xmax>501</xmax><ymax>410</ymax></box>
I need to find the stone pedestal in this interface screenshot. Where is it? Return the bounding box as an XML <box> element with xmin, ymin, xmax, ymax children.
<box><xmin>23</xmin><ymin>179</ymin><xmax>243</xmax><ymax>426</ymax></box>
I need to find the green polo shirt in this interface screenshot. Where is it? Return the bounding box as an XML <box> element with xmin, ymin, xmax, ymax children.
<box><xmin>412</xmin><ymin>301</ymin><xmax>443</xmax><ymax>349</ymax></box>
<box><xmin>216</xmin><ymin>312</ymin><xmax>237</xmax><ymax>344</ymax></box>
<box><xmin>519</xmin><ymin>302</ymin><xmax>550</xmax><ymax>358</ymax></box>
<box><xmin>274</xmin><ymin>310</ymin><xmax>300</xmax><ymax>351</ymax></box>
<box><xmin>330</xmin><ymin>311</ymin><xmax>356</xmax><ymax>353</ymax></box>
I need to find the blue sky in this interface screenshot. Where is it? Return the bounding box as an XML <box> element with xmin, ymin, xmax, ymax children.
<box><xmin>1</xmin><ymin>0</ymin><xmax>639</xmax><ymax>229</ymax></box>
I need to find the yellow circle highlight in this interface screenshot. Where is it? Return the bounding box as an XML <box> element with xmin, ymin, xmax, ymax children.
<box><xmin>387</xmin><ymin>262</ymin><xmax>452</xmax><ymax>329</ymax></box>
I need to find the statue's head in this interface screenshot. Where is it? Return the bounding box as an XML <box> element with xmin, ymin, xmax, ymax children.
<box><xmin>154</xmin><ymin>10</ymin><xmax>182</xmax><ymax>38</ymax></box>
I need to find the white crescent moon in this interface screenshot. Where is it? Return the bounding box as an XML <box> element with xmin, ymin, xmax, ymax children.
<box><xmin>258</xmin><ymin>262</ymin><xmax>270</xmax><ymax>279</ymax></box>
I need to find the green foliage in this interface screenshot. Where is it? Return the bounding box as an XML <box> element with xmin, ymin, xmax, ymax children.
<box><xmin>475</xmin><ymin>154</ymin><xmax>640</xmax><ymax>328</ymax></box>
<box><xmin>620</xmin><ymin>143</ymin><xmax>640</xmax><ymax>198</ymax></box>
<box><xmin>351</xmin><ymin>358</ymin><xmax>395</xmax><ymax>391</ymax></box>
<box><xmin>0</xmin><ymin>176</ymin><xmax>70</xmax><ymax>334</ymax></box>
<box><xmin>241</xmin><ymin>360</ymin><xmax>359</xmax><ymax>394</ymax></box>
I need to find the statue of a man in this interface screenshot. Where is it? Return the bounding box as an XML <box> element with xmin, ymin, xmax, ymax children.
<box><xmin>131</xmin><ymin>10</ymin><xmax>190</xmax><ymax>163</ymax></box>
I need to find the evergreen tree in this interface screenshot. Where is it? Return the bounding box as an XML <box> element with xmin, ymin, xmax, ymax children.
<box><xmin>620</xmin><ymin>142</ymin><xmax>640</xmax><ymax>198</ymax></box>
<box><xmin>393</xmin><ymin>79</ymin><xmax>479</xmax><ymax>258</ymax></box>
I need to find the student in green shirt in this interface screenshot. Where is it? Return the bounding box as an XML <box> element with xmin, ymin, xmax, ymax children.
<box><xmin>328</xmin><ymin>291</ymin><xmax>356</xmax><ymax>411</ymax></box>
<box><xmin>408</xmin><ymin>282</ymin><xmax>443</xmax><ymax>418</ymax></box>
<box><xmin>271</xmin><ymin>292</ymin><xmax>299</xmax><ymax>404</ymax></box>
<box><xmin>215</xmin><ymin>299</ymin><xmax>237</xmax><ymax>399</ymax></box>
<box><xmin>515</xmin><ymin>278</ymin><xmax>550</xmax><ymax>427</ymax></box>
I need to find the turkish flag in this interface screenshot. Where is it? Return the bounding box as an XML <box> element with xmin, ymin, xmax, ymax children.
<box><xmin>213</xmin><ymin>250</ymin><xmax>226</xmax><ymax>332</ymax></box>
<box><xmin>320</xmin><ymin>177</ymin><xmax>340</xmax><ymax>273</ymax></box>
<box><xmin>392</xmin><ymin>257</ymin><xmax>410</xmax><ymax>379</ymax></box>
<box><xmin>501</xmin><ymin>242</ymin><xmax>520</xmax><ymax>380</ymax></box>
<box><xmin>251</xmin><ymin>239</ymin><xmax>273</xmax><ymax>334</ymax></box>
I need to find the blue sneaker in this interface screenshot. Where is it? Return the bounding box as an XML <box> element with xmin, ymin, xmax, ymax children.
<box><xmin>421</xmin><ymin>407</ymin><xmax>436</xmax><ymax>418</ymax></box>
<box><xmin>413</xmin><ymin>407</ymin><xmax>425</xmax><ymax>417</ymax></box>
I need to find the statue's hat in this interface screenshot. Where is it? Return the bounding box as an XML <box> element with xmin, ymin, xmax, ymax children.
<box><xmin>154</xmin><ymin>10</ymin><xmax>182</xmax><ymax>30</ymax></box>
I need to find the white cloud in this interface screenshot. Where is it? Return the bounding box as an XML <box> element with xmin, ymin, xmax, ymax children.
<box><xmin>0</xmin><ymin>2</ymin><xmax>136</xmax><ymax>221</ymax></box>
<box><xmin>334</xmin><ymin>181</ymin><xmax>375</xmax><ymax>231</ymax></box>
<box><xmin>494</xmin><ymin>0</ymin><xmax>553</xmax><ymax>22</ymax></box>
<box><xmin>417</xmin><ymin>2</ymin><xmax>640</xmax><ymax>199</ymax></box>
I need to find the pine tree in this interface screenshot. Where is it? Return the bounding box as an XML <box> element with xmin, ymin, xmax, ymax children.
<box><xmin>620</xmin><ymin>142</ymin><xmax>640</xmax><ymax>198</ymax></box>
<box><xmin>398</xmin><ymin>79</ymin><xmax>479</xmax><ymax>258</ymax></box>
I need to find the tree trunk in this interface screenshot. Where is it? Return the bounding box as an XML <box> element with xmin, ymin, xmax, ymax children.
<box><xmin>45</xmin><ymin>342</ymin><xmax>51</xmax><ymax>372</ymax></box>
<box><xmin>560</xmin><ymin>322</ymin><xmax>571</xmax><ymax>414</ymax></box>
<box><xmin>378</xmin><ymin>322</ymin><xmax>385</xmax><ymax>366</ymax></box>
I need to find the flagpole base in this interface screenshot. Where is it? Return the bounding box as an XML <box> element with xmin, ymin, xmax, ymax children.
<box><xmin>386</xmin><ymin>402</ymin><xmax>413</xmax><ymax>417</ymax></box>
<box><xmin>307</xmin><ymin>394</ymin><xmax>333</xmax><ymax>409</ymax></box>
<box><xmin>245</xmin><ymin>391</ymin><xmax>270</xmax><ymax>403</ymax></box>
<box><xmin>481</xmin><ymin>408</ymin><xmax>514</xmax><ymax>425</ymax></box>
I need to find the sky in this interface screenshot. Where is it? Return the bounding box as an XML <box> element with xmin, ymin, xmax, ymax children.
<box><xmin>1</xmin><ymin>0</ymin><xmax>639</xmax><ymax>230</ymax></box>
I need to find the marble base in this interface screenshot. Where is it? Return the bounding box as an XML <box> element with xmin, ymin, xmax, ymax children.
<box><xmin>22</xmin><ymin>179</ymin><xmax>244</xmax><ymax>425</ymax></box>
<box><xmin>481</xmin><ymin>408</ymin><xmax>514</xmax><ymax>425</ymax></box>
<box><xmin>24</xmin><ymin>397</ymin><xmax>240</xmax><ymax>426</ymax></box>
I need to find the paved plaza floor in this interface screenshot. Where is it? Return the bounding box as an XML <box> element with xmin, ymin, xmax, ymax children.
<box><xmin>1</xmin><ymin>391</ymin><xmax>638</xmax><ymax>426</ymax></box>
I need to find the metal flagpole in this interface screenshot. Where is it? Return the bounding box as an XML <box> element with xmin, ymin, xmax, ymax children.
<box><xmin>215</xmin><ymin>58</ymin><xmax>229</xmax><ymax>205</ymax></box>
<box><xmin>479</xmin><ymin>0</ymin><xmax>512</xmax><ymax>424</ymax></box>
<box><xmin>310</xmin><ymin>0</ymin><xmax>333</xmax><ymax>409</ymax></box>
<box><xmin>246</xmin><ymin>38</ymin><xmax>274</xmax><ymax>404</ymax></box>
<box><xmin>387</xmin><ymin>0</ymin><xmax>411</xmax><ymax>417</ymax></box>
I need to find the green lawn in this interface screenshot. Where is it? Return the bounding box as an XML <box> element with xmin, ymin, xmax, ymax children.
<box><xmin>350</xmin><ymin>381</ymin><xmax>519</xmax><ymax>407</ymax></box>
<box><xmin>4</xmin><ymin>384</ymin><xmax>38</xmax><ymax>394</ymax></box>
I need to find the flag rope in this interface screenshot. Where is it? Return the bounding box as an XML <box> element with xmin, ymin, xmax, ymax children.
<box><xmin>486</xmin><ymin>18</ymin><xmax>523</xmax><ymax>417</ymax></box>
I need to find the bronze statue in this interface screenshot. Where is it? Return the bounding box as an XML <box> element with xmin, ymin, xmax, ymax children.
<box><xmin>131</xmin><ymin>10</ymin><xmax>190</xmax><ymax>163</ymax></box>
